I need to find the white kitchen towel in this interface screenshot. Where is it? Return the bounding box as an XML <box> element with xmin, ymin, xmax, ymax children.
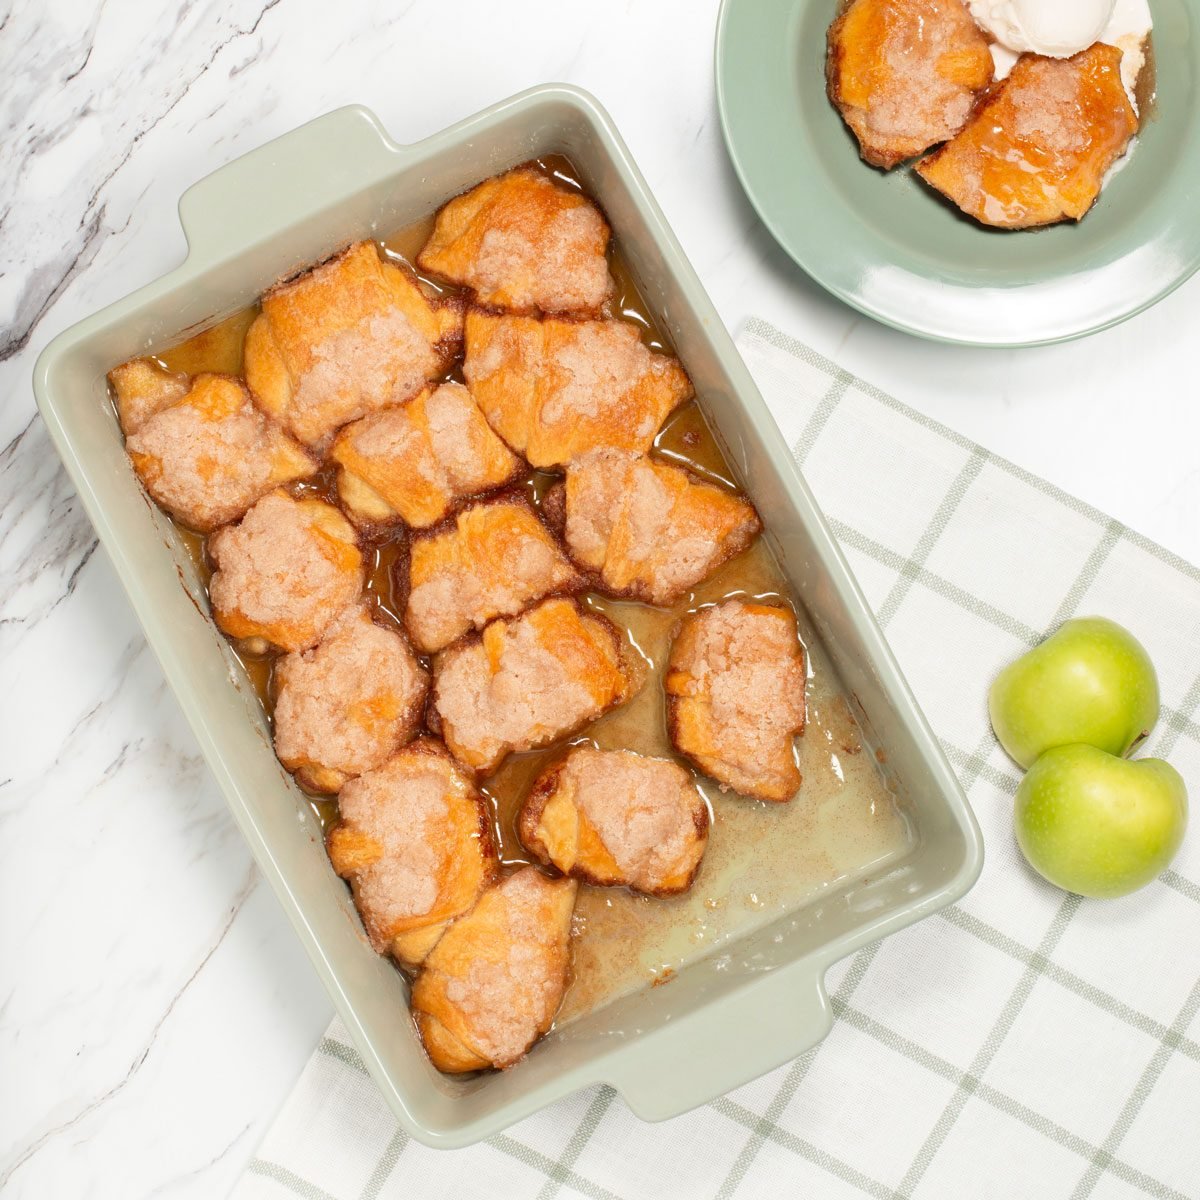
<box><xmin>232</xmin><ymin>318</ymin><xmax>1200</xmax><ymax>1200</ymax></box>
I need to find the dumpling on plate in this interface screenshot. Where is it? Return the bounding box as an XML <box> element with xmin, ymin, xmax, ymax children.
<box><xmin>411</xmin><ymin>866</ymin><xmax>576</xmax><ymax>1072</ymax></box>
<box><xmin>545</xmin><ymin>448</ymin><xmax>761</xmax><ymax>605</ymax></box>
<box><xmin>915</xmin><ymin>45</ymin><xmax>1137</xmax><ymax>228</ymax></box>
<box><xmin>404</xmin><ymin>496</ymin><xmax>580</xmax><ymax>654</ymax></box>
<box><xmin>273</xmin><ymin>604</ymin><xmax>429</xmax><ymax>794</ymax></box>
<box><xmin>111</xmin><ymin>364</ymin><xmax>315</xmax><ymax>532</ymax></box>
<box><xmin>431</xmin><ymin>598</ymin><xmax>644</xmax><ymax>775</ymax></box>
<box><xmin>331</xmin><ymin>382</ymin><xmax>522</xmax><ymax>530</ymax></box>
<box><xmin>519</xmin><ymin>746</ymin><xmax>709</xmax><ymax>896</ymax></box>
<box><xmin>208</xmin><ymin>490</ymin><xmax>363</xmax><ymax>653</ymax></box>
<box><xmin>327</xmin><ymin>737</ymin><xmax>497</xmax><ymax>967</ymax></box>
<box><xmin>462</xmin><ymin>311</ymin><xmax>692</xmax><ymax>469</ymax></box>
<box><xmin>243</xmin><ymin>240</ymin><xmax>463</xmax><ymax>449</ymax></box>
<box><xmin>417</xmin><ymin>166</ymin><xmax>614</xmax><ymax>314</ymax></box>
<box><xmin>826</xmin><ymin>0</ymin><xmax>993</xmax><ymax>168</ymax></box>
<box><xmin>666</xmin><ymin>599</ymin><xmax>807</xmax><ymax>802</ymax></box>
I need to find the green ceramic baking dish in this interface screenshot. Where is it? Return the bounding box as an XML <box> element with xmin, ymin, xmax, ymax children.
<box><xmin>32</xmin><ymin>86</ymin><xmax>982</xmax><ymax>1147</ymax></box>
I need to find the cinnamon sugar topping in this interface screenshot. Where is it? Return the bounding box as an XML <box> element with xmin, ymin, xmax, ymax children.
<box><xmin>405</xmin><ymin>499</ymin><xmax>579</xmax><ymax>653</ymax></box>
<box><xmin>273</xmin><ymin>605</ymin><xmax>428</xmax><ymax>789</ymax></box>
<box><xmin>208</xmin><ymin>491</ymin><xmax>362</xmax><ymax>651</ymax></box>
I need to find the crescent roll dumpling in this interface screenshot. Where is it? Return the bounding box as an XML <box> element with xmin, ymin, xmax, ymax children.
<box><xmin>915</xmin><ymin>46</ymin><xmax>1138</xmax><ymax>229</ymax></box>
<box><xmin>405</xmin><ymin>497</ymin><xmax>580</xmax><ymax>654</ymax></box>
<box><xmin>417</xmin><ymin>167</ymin><xmax>614</xmax><ymax>315</ymax></box>
<box><xmin>519</xmin><ymin>747</ymin><xmax>709</xmax><ymax>896</ymax></box>
<box><xmin>243</xmin><ymin>240</ymin><xmax>464</xmax><ymax>449</ymax></box>
<box><xmin>411</xmin><ymin>866</ymin><xmax>577</xmax><ymax>1072</ymax></box>
<box><xmin>326</xmin><ymin>738</ymin><xmax>497</xmax><ymax>967</ymax></box>
<box><xmin>111</xmin><ymin>366</ymin><xmax>316</xmax><ymax>532</ymax></box>
<box><xmin>462</xmin><ymin>312</ymin><xmax>693</xmax><ymax>469</ymax></box>
<box><xmin>666</xmin><ymin>600</ymin><xmax>808</xmax><ymax>802</ymax></box>
<box><xmin>208</xmin><ymin>490</ymin><xmax>363</xmax><ymax>653</ymax></box>
<box><xmin>551</xmin><ymin>448</ymin><xmax>761</xmax><ymax>606</ymax></box>
<box><xmin>108</xmin><ymin>358</ymin><xmax>190</xmax><ymax>436</ymax></box>
<box><xmin>432</xmin><ymin>598</ymin><xmax>643</xmax><ymax>775</ymax></box>
<box><xmin>273</xmin><ymin>605</ymin><xmax>429</xmax><ymax>794</ymax></box>
<box><xmin>826</xmin><ymin>0</ymin><xmax>993</xmax><ymax>169</ymax></box>
<box><xmin>331</xmin><ymin>382</ymin><xmax>522</xmax><ymax>530</ymax></box>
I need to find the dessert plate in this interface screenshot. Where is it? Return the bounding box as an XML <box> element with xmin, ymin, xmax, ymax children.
<box><xmin>715</xmin><ymin>0</ymin><xmax>1200</xmax><ymax>346</ymax></box>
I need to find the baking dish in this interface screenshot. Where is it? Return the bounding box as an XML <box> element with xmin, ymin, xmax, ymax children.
<box><xmin>32</xmin><ymin>86</ymin><xmax>982</xmax><ymax>1147</ymax></box>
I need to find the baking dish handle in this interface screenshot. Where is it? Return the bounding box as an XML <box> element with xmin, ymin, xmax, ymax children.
<box><xmin>176</xmin><ymin>105</ymin><xmax>401</xmax><ymax>262</ymax></box>
<box><xmin>606</xmin><ymin>960</ymin><xmax>833</xmax><ymax>1122</ymax></box>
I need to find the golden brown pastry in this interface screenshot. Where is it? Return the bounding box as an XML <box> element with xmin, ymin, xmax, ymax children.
<box><xmin>915</xmin><ymin>46</ymin><xmax>1138</xmax><ymax>228</ymax></box>
<box><xmin>417</xmin><ymin>167</ymin><xmax>614</xmax><ymax>314</ymax></box>
<box><xmin>519</xmin><ymin>747</ymin><xmax>708</xmax><ymax>896</ymax></box>
<box><xmin>548</xmin><ymin>448</ymin><xmax>761</xmax><ymax>605</ymax></box>
<box><xmin>243</xmin><ymin>240</ymin><xmax>463</xmax><ymax>449</ymax></box>
<box><xmin>111</xmin><ymin>363</ymin><xmax>316</xmax><ymax>532</ymax></box>
<box><xmin>411</xmin><ymin>866</ymin><xmax>576</xmax><ymax>1072</ymax></box>
<box><xmin>826</xmin><ymin>0</ymin><xmax>993</xmax><ymax>168</ymax></box>
<box><xmin>208</xmin><ymin>490</ymin><xmax>363</xmax><ymax>652</ymax></box>
<box><xmin>666</xmin><ymin>600</ymin><xmax>807</xmax><ymax>802</ymax></box>
<box><xmin>405</xmin><ymin>496</ymin><xmax>580</xmax><ymax>654</ymax></box>
<box><xmin>272</xmin><ymin>604</ymin><xmax>429</xmax><ymax>793</ymax></box>
<box><xmin>462</xmin><ymin>311</ymin><xmax>692</xmax><ymax>469</ymax></box>
<box><xmin>108</xmin><ymin>358</ymin><xmax>190</xmax><ymax>435</ymax></box>
<box><xmin>431</xmin><ymin>598</ymin><xmax>643</xmax><ymax>774</ymax></box>
<box><xmin>326</xmin><ymin>738</ymin><xmax>497</xmax><ymax>967</ymax></box>
<box><xmin>331</xmin><ymin>382</ymin><xmax>522</xmax><ymax>530</ymax></box>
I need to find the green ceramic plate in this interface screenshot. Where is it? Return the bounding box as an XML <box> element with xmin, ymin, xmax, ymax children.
<box><xmin>715</xmin><ymin>0</ymin><xmax>1199</xmax><ymax>346</ymax></box>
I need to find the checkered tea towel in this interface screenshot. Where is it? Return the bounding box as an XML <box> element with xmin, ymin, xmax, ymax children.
<box><xmin>233</xmin><ymin>318</ymin><xmax>1200</xmax><ymax>1200</ymax></box>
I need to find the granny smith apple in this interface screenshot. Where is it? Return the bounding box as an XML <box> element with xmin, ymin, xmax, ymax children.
<box><xmin>1015</xmin><ymin>744</ymin><xmax>1187</xmax><ymax>899</ymax></box>
<box><xmin>989</xmin><ymin>617</ymin><xmax>1158</xmax><ymax>768</ymax></box>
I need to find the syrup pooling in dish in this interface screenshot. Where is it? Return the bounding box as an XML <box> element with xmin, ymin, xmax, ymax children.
<box><xmin>113</xmin><ymin>156</ymin><xmax>912</xmax><ymax>1063</ymax></box>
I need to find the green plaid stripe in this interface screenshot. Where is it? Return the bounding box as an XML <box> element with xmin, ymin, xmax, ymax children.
<box><xmin>246</xmin><ymin>1040</ymin><xmax>625</xmax><ymax>1200</ymax></box>
<box><xmin>743</xmin><ymin>320</ymin><xmax>1200</xmax><ymax>588</ymax></box>
<box><xmin>237</xmin><ymin>325</ymin><xmax>1200</xmax><ymax>1200</ymax></box>
<box><xmin>245</xmin><ymin>1160</ymin><xmax>341</xmax><ymax>1200</ymax></box>
<box><xmin>882</xmin><ymin>505</ymin><xmax>1121</xmax><ymax>1198</ymax></box>
<box><xmin>713</xmin><ymin>944</ymin><xmax>888</xmax><ymax>1199</ymax></box>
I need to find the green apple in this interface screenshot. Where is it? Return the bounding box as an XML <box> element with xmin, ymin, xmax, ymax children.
<box><xmin>1014</xmin><ymin>744</ymin><xmax>1187</xmax><ymax>898</ymax></box>
<box><xmin>989</xmin><ymin>617</ymin><xmax>1159</xmax><ymax>768</ymax></box>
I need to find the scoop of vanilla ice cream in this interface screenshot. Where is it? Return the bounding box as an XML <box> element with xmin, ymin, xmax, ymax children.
<box><xmin>969</xmin><ymin>0</ymin><xmax>1151</xmax><ymax>108</ymax></box>
<box><xmin>969</xmin><ymin>0</ymin><xmax>1116</xmax><ymax>56</ymax></box>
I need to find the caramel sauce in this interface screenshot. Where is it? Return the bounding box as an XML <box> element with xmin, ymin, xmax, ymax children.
<box><xmin>1135</xmin><ymin>37</ymin><xmax>1157</xmax><ymax>122</ymax></box>
<box><xmin>119</xmin><ymin>155</ymin><xmax>913</xmax><ymax>1029</ymax></box>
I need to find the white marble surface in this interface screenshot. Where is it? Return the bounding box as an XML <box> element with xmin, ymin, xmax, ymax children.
<box><xmin>3</xmin><ymin>1</ymin><xmax>1198</xmax><ymax>1196</ymax></box>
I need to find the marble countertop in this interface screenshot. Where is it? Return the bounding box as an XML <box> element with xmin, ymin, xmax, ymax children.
<box><xmin>4</xmin><ymin>2</ymin><xmax>1197</xmax><ymax>1196</ymax></box>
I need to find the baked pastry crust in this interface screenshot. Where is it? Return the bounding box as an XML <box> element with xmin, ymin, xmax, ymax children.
<box><xmin>915</xmin><ymin>45</ymin><xmax>1138</xmax><ymax>228</ymax></box>
<box><xmin>327</xmin><ymin>737</ymin><xmax>497</xmax><ymax>967</ymax></box>
<box><xmin>519</xmin><ymin>746</ymin><xmax>709</xmax><ymax>896</ymax></box>
<box><xmin>827</xmin><ymin>0</ymin><xmax>993</xmax><ymax>169</ymax></box>
<box><xmin>431</xmin><ymin>598</ymin><xmax>644</xmax><ymax>774</ymax></box>
<box><xmin>109</xmin><ymin>358</ymin><xmax>190</xmax><ymax>436</ymax></box>
<box><xmin>666</xmin><ymin>600</ymin><xmax>808</xmax><ymax>802</ymax></box>
<box><xmin>417</xmin><ymin>167</ymin><xmax>614</xmax><ymax>315</ymax></box>
<box><xmin>111</xmin><ymin>364</ymin><xmax>315</xmax><ymax>532</ymax></box>
<box><xmin>273</xmin><ymin>604</ymin><xmax>429</xmax><ymax>793</ymax></box>
<box><xmin>462</xmin><ymin>311</ymin><xmax>692</xmax><ymax>469</ymax></box>
<box><xmin>546</xmin><ymin>448</ymin><xmax>761</xmax><ymax>606</ymax></box>
<box><xmin>404</xmin><ymin>495</ymin><xmax>580</xmax><ymax>654</ymax></box>
<box><xmin>331</xmin><ymin>381</ymin><xmax>523</xmax><ymax>530</ymax></box>
<box><xmin>208</xmin><ymin>490</ymin><xmax>363</xmax><ymax>652</ymax></box>
<box><xmin>411</xmin><ymin>867</ymin><xmax>576</xmax><ymax>1072</ymax></box>
<box><xmin>243</xmin><ymin>240</ymin><xmax>463</xmax><ymax>449</ymax></box>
